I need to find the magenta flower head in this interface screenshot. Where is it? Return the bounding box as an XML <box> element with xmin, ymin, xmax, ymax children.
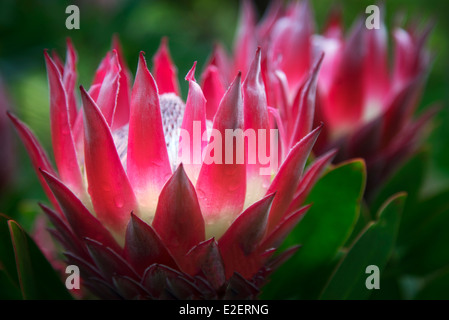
<box><xmin>221</xmin><ymin>0</ymin><xmax>437</xmax><ymax>197</ymax></box>
<box><xmin>8</xmin><ymin>37</ymin><xmax>332</xmax><ymax>299</ymax></box>
<box><xmin>312</xmin><ymin>10</ymin><xmax>436</xmax><ymax>194</ymax></box>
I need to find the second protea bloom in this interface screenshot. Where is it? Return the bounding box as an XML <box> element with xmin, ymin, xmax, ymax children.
<box><xmin>9</xmin><ymin>38</ymin><xmax>333</xmax><ymax>299</ymax></box>
<box><xmin>312</xmin><ymin>13</ymin><xmax>436</xmax><ymax>194</ymax></box>
<box><xmin>215</xmin><ymin>0</ymin><xmax>436</xmax><ymax>196</ymax></box>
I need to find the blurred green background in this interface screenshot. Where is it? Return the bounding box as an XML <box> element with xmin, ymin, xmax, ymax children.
<box><xmin>0</xmin><ymin>0</ymin><xmax>448</xmax><ymax>298</ymax></box>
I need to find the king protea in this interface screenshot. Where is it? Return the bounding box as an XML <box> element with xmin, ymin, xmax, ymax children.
<box><xmin>312</xmin><ymin>11</ymin><xmax>437</xmax><ymax>195</ymax></box>
<box><xmin>8</xmin><ymin>38</ymin><xmax>333</xmax><ymax>299</ymax></box>
<box><xmin>209</xmin><ymin>0</ymin><xmax>437</xmax><ymax>197</ymax></box>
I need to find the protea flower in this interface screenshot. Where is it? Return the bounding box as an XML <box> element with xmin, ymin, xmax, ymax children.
<box><xmin>312</xmin><ymin>10</ymin><xmax>437</xmax><ymax>195</ymax></box>
<box><xmin>211</xmin><ymin>0</ymin><xmax>436</xmax><ymax>197</ymax></box>
<box><xmin>8</xmin><ymin>37</ymin><xmax>333</xmax><ymax>299</ymax></box>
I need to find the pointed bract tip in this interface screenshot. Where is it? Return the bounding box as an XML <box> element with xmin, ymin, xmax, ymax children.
<box><xmin>6</xmin><ymin>110</ymin><xmax>16</xmax><ymax>121</ymax></box>
<box><xmin>138</xmin><ymin>51</ymin><xmax>147</xmax><ymax>66</ymax></box>
<box><xmin>112</xmin><ymin>34</ymin><xmax>122</xmax><ymax>50</ymax></box>
<box><xmin>264</xmin><ymin>191</ymin><xmax>277</xmax><ymax>205</ymax></box>
<box><xmin>66</xmin><ymin>37</ymin><xmax>74</xmax><ymax>48</ymax></box>
<box><xmin>171</xmin><ymin>163</ymin><xmax>195</xmax><ymax>187</ymax></box>
<box><xmin>111</xmin><ymin>50</ymin><xmax>121</xmax><ymax>69</ymax></box>
<box><xmin>325</xmin><ymin>148</ymin><xmax>339</xmax><ymax>161</ymax></box>
<box><xmin>79</xmin><ymin>85</ymin><xmax>96</xmax><ymax>106</ymax></box>
<box><xmin>39</xmin><ymin>167</ymin><xmax>53</xmax><ymax>180</ymax></box>
<box><xmin>43</xmin><ymin>49</ymin><xmax>51</xmax><ymax>60</ymax></box>
<box><xmin>254</xmin><ymin>47</ymin><xmax>262</xmax><ymax>64</ymax></box>
<box><xmin>129</xmin><ymin>211</ymin><xmax>140</xmax><ymax>225</ymax></box>
<box><xmin>174</xmin><ymin>162</ymin><xmax>186</xmax><ymax>175</ymax></box>
<box><xmin>235</xmin><ymin>71</ymin><xmax>242</xmax><ymax>82</ymax></box>
<box><xmin>159</xmin><ymin>37</ymin><xmax>169</xmax><ymax>50</ymax></box>
<box><xmin>185</xmin><ymin>61</ymin><xmax>197</xmax><ymax>82</ymax></box>
<box><xmin>316</xmin><ymin>51</ymin><xmax>325</xmax><ymax>65</ymax></box>
<box><xmin>79</xmin><ymin>84</ymin><xmax>87</xmax><ymax>95</ymax></box>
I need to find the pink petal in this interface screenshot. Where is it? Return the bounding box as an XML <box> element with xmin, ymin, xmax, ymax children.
<box><xmin>324</xmin><ymin>20</ymin><xmax>365</xmax><ymax>132</ymax></box>
<box><xmin>242</xmin><ymin>48</ymin><xmax>271</xmax><ymax>205</ymax></box>
<box><xmin>200</xmin><ymin>64</ymin><xmax>225</xmax><ymax>121</ymax></box>
<box><xmin>152</xmin><ymin>37</ymin><xmax>180</xmax><ymax>96</ymax></box>
<box><xmin>363</xmin><ymin>15</ymin><xmax>390</xmax><ymax>106</ymax></box>
<box><xmin>96</xmin><ymin>51</ymin><xmax>121</xmax><ymax>127</ymax></box>
<box><xmin>39</xmin><ymin>203</ymin><xmax>88</xmax><ymax>259</ymax></box>
<box><xmin>256</xmin><ymin>0</ymin><xmax>283</xmax><ymax>41</ymax></box>
<box><xmin>269</xmin><ymin>0</ymin><xmax>314</xmax><ymax>93</ymax></box>
<box><xmin>392</xmin><ymin>28</ymin><xmax>421</xmax><ymax>91</ymax></box>
<box><xmin>260</xmin><ymin>205</ymin><xmax>310</xmax><ymax>252</ymax></box>
<box><xmin>90</xmin><ymin>53</ymin><xmax>112</xmax><ymax>101</ymax></box>
<box><xmin>218</xmin><ymin>193</ymin><xmax>275</xmax><ymax>279</ymax></box>
<box><xmin>195</xmin><ymin>73</ymin><xmax>246</xmax><ymax>239</ymax></box>
<box><xmin>112</xmin><ymin>36</ymin><xmax>131</xmax><ymax>130</ymax></box>
<box><xmin>273</xmin><ymin>70</ymin><xmax>290</xmax><ymax>124</ymax></box>
<box><xmin>287</xmin><ymin>149</ymin><xmax>337</xmax><ymax>214</ymax></box>
<box><xmin>266</xmin><ymin>124</ymin><xmax>322</xmax><ymax>233</ymax></box>
<box><xmin>152</xmin><ymin>164</ymin><xmax>205</xmax><ymax>265</ymax></box>
<box><xmin>40</xmin><ymin>169</ymin><xmax>121</xmax><ymax>254</ymax></box>
<box><xmin>45</xmin><ymin>50</ymin><xmax>83</xmax><ymax>196</ymax></box>
<box><xmin>124</xmin><ymin>213</ymin><xmax>178</xmax><ymax>275</ymax></box>
<box><xmin>179</xmin><ymin>62</ymin><xmax>208</xmax><ymax>183</ymax></box>
<box><xmin>7</xmin><ymin>112</ymin><xmax>61</xmax><ymax>213</ymax></box>
<box><xmin>289</xmin><ymin>53</ymin><xmax>324</xmax><ymax>148</ymax></box>
<box><xmin>233</xmin><ymin>0</ymin><xmax>257</xmax><ymax>79</ymax></box>
<box><xmin>127</xmin><ymin>52</ymin><xmax>172</xmax><ymax>212</ymax></box>
<box><xmin>265</xmin><ymin>245</ymin><xmax>300</xmax><ymax>272</ymax></box>
<box><xmin>323</xmin><ymin>6</ymin><xmax>343</xmax><ymax>40</ymax></box>
<box><xmin>206</xmin><ymin>42</ymin><xmax>231</xmax><ymax>86</ymax></box>
<box><xmin>81</xmin><ymin>86</ymin><xmax>138</xmax><ymax>236</ymax></box>
<box><xmin>267</xmin><ymin>106</ymin><xmax>287</xmax><ymax>164</ymax></box>
<box><xmin>62</xmin><ymin>38</ymin><xmax>78</xmax><ymax>128</ymax></box>
<box><xmin>51</xmin><ymin>49</ymin><xmax>65</xmax><ymax>76</ymax></box>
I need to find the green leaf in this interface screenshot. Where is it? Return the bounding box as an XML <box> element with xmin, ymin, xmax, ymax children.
<box><xmin>414</xmin><ymin>268</ymin><xmax>449</xmax><ymax>300</ymax></box>
<box><xmin>370</xmin><ymin>151</ymin><xmax>426</xmax><ymax>225</ymax></box>
<box><xmin>8</xmin><ymin>220</ymin><xmax>72</xmax><ymax>300</ymax></box>
<box><xmin>261</xmin><ymin>160</ymin><xmax>366</xmax><ymax>299</ymax></box>
<box><xmin>320</xmin><ymin>193</ymin><xmax>406</xmax><ymax>300</ymax></box>
<box><xmin>401</xmin><ymin>186</ymin><xmax>449</xmax><ymax>245</ymax></box>
<box><xmin>0</xmin><ymin>269</ymin><xmax>22</xmax><ymax>299</ymax></box>
<box><xmin>400</xmin><ymin>205</ymin><xmax>449</xmax><ymax>276</ymax></box>
<box><xmin>0</xmin><ymin>214</ymin><xmax>19</xmax><ymax>287</ymax></box>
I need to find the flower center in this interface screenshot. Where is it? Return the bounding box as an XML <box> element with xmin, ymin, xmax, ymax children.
<box><xmin>112</xmin><ymin>93</ymin><xmax>186</xmax><ymax>172</ymax></box>
<box><xmin>160</xmin><ymin>93</ymin><xmax>186</xmax><ymax>171</ymax></box>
